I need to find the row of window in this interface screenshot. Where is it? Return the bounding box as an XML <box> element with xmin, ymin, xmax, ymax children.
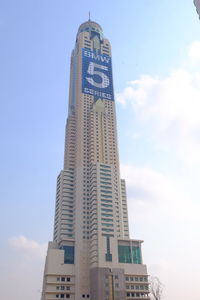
<box><xmin>56</xmin><ymin>286</ymin><xmax>71</xmax><ymax>291</ymax></box>
<box><xmin>102</xmin><ymin>213</ymin><xmax>113</xmax><ymax>217</ymax></box>
<box><xmin>100</xmin><ymin>176</ymin><xmax>111</xmax><ymax>181</ymax></box>
<box><xmin>57</xmin><ymin>277</ymin><xmax>71</xmax><ymax>282</ymax></box>
<box><xmin>101</xmin><ymin>194</ymin><xmax>112</xmax><ymax>198</ymax></box>
<box><xmin>101</xmin><ymin>190</ymin><xmax>112</xmax><ymax>194</ymax></box>
<box><xmin>126</xmin><ymin>276</ymin><xmax>148</xmax><ymax>282</ymax></box>
<box><xmin>100</xmin><ymin>168</ymin><xmax>111</xmax><ymax>173</ymax></box>
<box><xmin>102</xmin><ymin>223</ymin><xmax>113</xmax><ymax>227</ymax></box>
<box><xmin>126</xmin><ymin>285</ymin><xmax>149</xmax><ymax>290</ymax></box>
<box><xmin>102</xmin><ymin>228</ymin><xmax>114</xmax><ymax>232</ymax></box>
<box><xmin>56</xmin><ymin>294</ymin><xmax>70</xmax><ymax>298</ymax></box>
<box><xmin>100</xmin><ymin>164</ymin><xmax>111</xmax><ymax>168</ymax></box>
<box><xmin>100</xmin><ymin>181</ymin><xmax>112</xmax><ymax>185</ymax></box>
<box><xmin>101</xmin><ymin>218</ymin><xmax>113</xmax><ymax>222</ymax></box>
<box><xmin>127</xmin><ymin>292</ymin><xmax>149</xmax><ymax>298</ymax></box>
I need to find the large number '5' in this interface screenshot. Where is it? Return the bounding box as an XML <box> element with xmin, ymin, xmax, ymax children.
<box><xmin>86</xmin><ymin>62</ymin><xmax>110</xmax><ymax>89</ymax></box>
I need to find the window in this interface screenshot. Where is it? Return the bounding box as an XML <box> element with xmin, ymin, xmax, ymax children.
<box><xmin>105</xmin><ymin>253</ymin><xmax>112</xmax><ymax>261</ymax></box>
<box><xmin>102</xmin><ymin>213</ymin><xmax>113</xmax><ymax>217</ymax></box>
<box><xmin>101</xmin><ymin>203</ymin><xmax>112</xmax><ymax>208</ymax></box>
<box><xmin>102</xmin><ymin>223</ymin><xmax>113</xmax><ymax>227</ymax></box>
<box><xmin>101</xmin><ymin>209</ymin><xmax>113</xmax><ymax>213</ymax></box>
<box><xmin>105</xmin><ymin>236</ymin><xmax>112</xmax><ymax>262</ymax></box>
<box><xmin>102</xmin><ymin>228</ymin><xmax>114</xmax><ymax>232</ymax></box>
<box><xmin>61</xmin><ymin>246</ymin><xmax>75</xmax><ymax>264</ymax></box>
<box><xmin>131</xmin><ymin>285</ymin><xmax>134</xmax><ymax>290</ymax></box>
<box><xmin>132</xmin><ymin>246</ymin><xmax>141</xmax><ymax>264</ymax></box>
<box><xmin>118</xmin><ymin>245</ymin><xmax>131</xmax><ymax>263</ymax></box>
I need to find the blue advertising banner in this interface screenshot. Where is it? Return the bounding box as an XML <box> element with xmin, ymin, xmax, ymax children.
<box><xmin>82</xmin><ymin>48</ymin><xmax>114</xmax><ymax>101</ymax></box>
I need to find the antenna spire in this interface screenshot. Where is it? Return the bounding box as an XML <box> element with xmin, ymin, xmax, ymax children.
<box><xmin>88</xmin><ymin>11</ymin><xmax>91</xmax><ymax>21</ymax></box>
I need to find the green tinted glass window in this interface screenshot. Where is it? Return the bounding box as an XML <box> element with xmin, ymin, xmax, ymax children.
<box><xmin>105</xmin><ymin>236</ymin><xmax>112</xmax><ymax>262</ymax></box>
<box><xmin>101</xmin><ymin>208</ymin><xmax>113</xmax><ymax>212</ymax></box>
<box><xmin>106</xmin><ymin>253</ymin><xmax>112</xmax><ymax>261</ymax></box>
<box><xmin>132</xmin><ymin>246</ymin><xmax>141</xmax><ymax>264</ymax></box>
<box><xmin>118</xmin><ymin>245</ymin><xmax>131</xmax><ymax>263</ymax></box>
<box><xmin>61</xmin><ymin>246</ymin><xmax>75</xmax><ymax>264</ymax></box>
<box><xmin>100</xmin><ymin>164</ymin><xmax>111</xmax><ymax>168</ymax></box>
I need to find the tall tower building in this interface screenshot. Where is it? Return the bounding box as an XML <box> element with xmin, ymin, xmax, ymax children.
<box><xmin>41</xmin><ymin>20</ymin><xmax>149</xmax><ymax>300</ymax></box>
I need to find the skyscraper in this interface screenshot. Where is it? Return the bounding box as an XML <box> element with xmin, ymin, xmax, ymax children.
<box><xmin>41</xmin><ymin>20</ymin><xmax>149</xmax><ymax>300</ymax></box>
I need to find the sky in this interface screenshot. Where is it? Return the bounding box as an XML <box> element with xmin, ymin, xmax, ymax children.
<box><xmin>0</xmin><ymin>0</ymin><xmax>200</xmax><ymax>299</ymax></box>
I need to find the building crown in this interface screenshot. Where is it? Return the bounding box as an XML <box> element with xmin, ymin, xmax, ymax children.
<box><xmin>77</xmin><ymin>20</ymin><xmax>103</xmax><ymax>39</ymax></box>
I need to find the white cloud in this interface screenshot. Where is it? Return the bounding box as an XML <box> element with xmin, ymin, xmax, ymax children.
<box><xmin>121</xmin><ymin>164</ymin><xmax>200</xmax><ymax>227</ymax></box>
<box><xmin>0</xmin><ymin>236</ymin><xmax>47</xmax><ymax>300</ymax></box>
<box><xmin>116</xmin><ymin>41</ymin><xmax>200</xmax><ymax>299</ymax></box>
<box><xmin>120</xmin><ymin>163</ymin><xmax>200</xmax><ymax>300</ymax></box>
<box><xmin>9</xmin><ymin>235</ymin><xmax>47</xmax><ymax>260</ymax></box>
<box><xmin>188</xmin><ymin>41</ymin><xmax>200</xmax><ymax>63</ymax></box>
<box><xmin>116</xmin><ymin>42</ymin><xmax>200</xmax><ymax>165</ymax></box>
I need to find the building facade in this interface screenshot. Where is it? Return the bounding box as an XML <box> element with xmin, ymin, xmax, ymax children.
<box><xmin>41</xmin><ymin>20</ymin><xmax>149</xmax><ymax>300</ymax></box>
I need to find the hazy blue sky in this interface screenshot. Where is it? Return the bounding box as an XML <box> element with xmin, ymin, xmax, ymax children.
<box><xmin>1</xmin><ymin>1</ymin><xmax>200</xmax><ymax>299</ymax></box>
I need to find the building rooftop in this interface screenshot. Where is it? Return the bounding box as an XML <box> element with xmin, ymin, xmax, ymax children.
<box><xmin>77</xmin><ymin>20</ymin><xmax>103</xmax><ymax>37</ymax></box>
